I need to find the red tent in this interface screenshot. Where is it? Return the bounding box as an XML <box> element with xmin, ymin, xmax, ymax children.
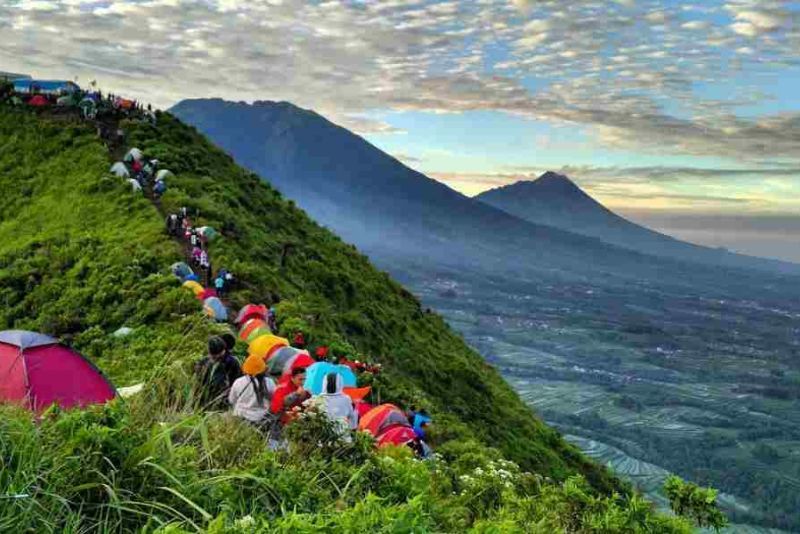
<box><xmin>197</xmin><ymin>287</ymin><xmax>217</xmax><ymax>301</ymax></box>
<box><xmin>377</xmin><ymin>424</ymin><xmax>418</xmax><ymax>448</ymax></box>
<box><xmin>235</xmin><ymin>304</ymin><xmax>268</xmax><ymax>325</ymax></box>
<box><xmin>29</xmin><ymin>95</ymin><xmax>49</xmax><ymax>107</ymax></box>
<box><xmin>0</xmin><ymin>330</ymin><xmax>116</xmax><ymax>411</ymax></box>
<box><xmin>358</xmin><ymin>403</ymin><xmax>411</xmax><ymax>437</ymax></box>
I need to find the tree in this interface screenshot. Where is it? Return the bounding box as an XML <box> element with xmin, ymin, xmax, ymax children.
<box><xmin>664</xmin><ymin>475</ymin><xmax>728</xmax><ymax>532</ymax></box>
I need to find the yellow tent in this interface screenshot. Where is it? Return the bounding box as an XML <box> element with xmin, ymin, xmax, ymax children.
<box><xmin>182</xmin><ymin>280</ymin><xmax>204</xmax><ymax>296</ymax></box>
<box><xmin>248</xmin><ymin>333</ymin><xmax>289</xmax><ymax>359</ymax></box>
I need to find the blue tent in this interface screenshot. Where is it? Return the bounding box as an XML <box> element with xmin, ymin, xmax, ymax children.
<box><xmin>170</xmin><ymin>262</ymin><xmax>193</xmax><ymax>280</ymax></box>
<box><xmin>13</xmin><ymin>79</ymin><xmax>80</xmax><ymax>95</ymax></box>
<box><xmin>203</xmin><ymin>296</ymin><xmax>228</xmax><ymax>322</ymax></box>
<box><xmin>304</xmin><ymin>362</ymin><xmax>357</xmax><ymax>395</ymax></box>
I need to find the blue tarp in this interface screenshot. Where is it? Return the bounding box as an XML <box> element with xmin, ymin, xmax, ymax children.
<box><xmin>13</xmin><ymin>80</ymin><xmax>80</xmax><ymax>95</ymax></box>
<box><xmin>304</xmin><ymin>362</ymin><xmax>357</xmax><ymax>395</ymax></box>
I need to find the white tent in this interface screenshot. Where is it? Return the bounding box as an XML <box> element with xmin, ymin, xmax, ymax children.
<box><xmin>155</xmin><ymin>169</ymin><xmax>174</xmax><ymax>181</ymax></box>
<box><xmin>110</xmin><ymin>162</ymin><xmax>129</xmax><ymax>178</ymax></box>
<box><xmin>127</xmin><ymin>178</ymin><xmax>143</xmax><ymax>193</ymax></box>
<box><xmin>124</xmin><ymin>147</ymin><xmax>144</xmax><ymax>162</ymax></box>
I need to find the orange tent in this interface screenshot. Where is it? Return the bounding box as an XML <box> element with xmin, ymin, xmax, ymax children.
<box><xmin>248</xmin><ymin>333</ymin><xmax>288</xmax><ymax>360</ymax></box>
<box><xmin>239</xmin><ymin>318</ymin><xmax>267</xmax><ymax>341</ymax></box>
<box><xmin>358</xmin><ymin>404</ymin><xmax>410</xmax><ymax>437</ymax></box>
<box><xmin>343</xmin><ymin>386</ymin><xmax>371</xmax><ymax>402</ymax></box>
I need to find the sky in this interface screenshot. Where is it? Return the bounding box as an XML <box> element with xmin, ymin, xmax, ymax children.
<box><xmin>2</xmin><ymin>0</ymin><xmax>799</xmax><ymax>261</ymax></box>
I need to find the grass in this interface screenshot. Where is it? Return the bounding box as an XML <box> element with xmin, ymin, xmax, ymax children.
<box><xmin>0</xmin><ymin>105</ymin><xmax>705</xmax><ymax>531</ymax></box>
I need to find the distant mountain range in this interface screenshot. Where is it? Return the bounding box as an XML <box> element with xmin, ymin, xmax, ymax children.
<box><xmin>171</xmin><ymin>99</ymin><xmax>798</xmax><ymax>277</ymax></box>
<box><xmin>474</xmin><ymin>172</ymin><xmax>787</xmax><ymax>271</ymax></box>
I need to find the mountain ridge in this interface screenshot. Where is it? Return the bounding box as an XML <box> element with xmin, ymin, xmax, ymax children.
<box><xmin>476</xmin><ymin>171</ymin><xmax>799</xmax><ymax>273</ymax></box>
<box><xmin>171</xmin><ymin>98</ymin><xmax>800</xmax><ymax>287</ymax></box>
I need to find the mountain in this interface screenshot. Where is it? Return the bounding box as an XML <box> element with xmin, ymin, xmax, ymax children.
<box><xmin>0</xmin><ymin>104</ymin><xmax>716</xmax><ymax>532</ymax></box>
<box><xmin>476</xmin><ymin>172</ymin><xmax>797</xmax><ymax>273</ymax></box>
<box><xmin>171</xmin><ymin>99</ymin><xmax>797</xmax><ymax>279</ymax></box>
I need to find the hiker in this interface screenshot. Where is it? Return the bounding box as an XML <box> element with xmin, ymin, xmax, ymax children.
<box><xmin>267</xmin><ymin>306</ymin><xmax>278</xmax><ymax>333</ymax></box>
<box><xmin>189</xmin><ymin>230</ymin><xmax>200</xmax><ymax>248</ymax></box>
<box><xmin>199</xmin><ymin>249</ymin><xmax>210</xmax><ymax>271</ymax></box>
<box><xmin>214</xmin><ymin>273</ymin><xmax>226</xmax><ymax>298</ymax></box>
<box><xmin>311</xmin><ymin>372</ymin><xmax>358</xmax><ymax>433</ymax></box>
<box><xmin>194</xmin><ymin>335</ymin><xmax>242</xmax><ymax>406</ymax></box>
<box><xmin>271</xmin><ymin>367</ymin><xmax>311</xmax><ymax>425</ymax></box>
<box><xmin>165</xmin><ymin>213</ymin><xmax>179</xmax><ymax>236</ymax></box>
<box><xmin>292</xmin><ymin>331</ymin><xmax>306</xmax><ymax>350</ymax></box>
<box><xmin>228</xmin><ymin>354</ymin><xmax>277</xmax><ymax>429</ymax></box>
<box><xmin>413</xmin><ymin>411</ymin><xmax>432</xmax><ymax>440</ymax></box>
<box><xmin>191</xmin><ymin>245</ymin><xmax>202</xmax><ymax>266</ymax></box>
<box><xmin>154</xmin><ymin>179</ymin><xmax>167</xmax><ymax>199</ymax></box>
<box><xmin>405</xmin><ymin>405</ymin><xmax>418</xmax><ymax>426</ymax></box>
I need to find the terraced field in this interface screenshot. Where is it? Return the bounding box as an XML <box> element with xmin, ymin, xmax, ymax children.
<box><xmin>393</xmin><ymin>263</ymin><xmax>800</xmax><ymax>532</ymax></box>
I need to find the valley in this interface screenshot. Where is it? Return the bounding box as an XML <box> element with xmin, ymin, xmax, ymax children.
<box><xmin>394</xmin><ymin>263</ymin><xmax>800</xmax><ymax>532</ymax></box>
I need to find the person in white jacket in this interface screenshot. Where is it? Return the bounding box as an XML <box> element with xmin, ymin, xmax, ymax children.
<box><xmin>228</xmin><ymin>354</ymin><xmax>276</xmax><ymax>428</ymax></box>
<box><xmin>312</xmin><ymin>372</ymin><xmax>358</xmax><ymax>434</ymax></box>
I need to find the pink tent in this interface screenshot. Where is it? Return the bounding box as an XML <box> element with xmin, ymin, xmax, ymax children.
<box><xmin>0</xmin><ymin>330</ymin><xmax>116</xmax><ymax>411</ymax></box>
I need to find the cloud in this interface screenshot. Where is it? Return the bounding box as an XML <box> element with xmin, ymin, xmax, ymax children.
<box><xmin>1</xmin><ymin>0</ymin><xmax>798</xmax><ymax>165</ymax></box>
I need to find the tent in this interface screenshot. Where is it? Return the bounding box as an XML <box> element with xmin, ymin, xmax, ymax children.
<box><xmin>304</xmin><ymin>362</ymin><xmax>357</xmax><ymax>395</ymax></box>
<box><xmin>124</xmin><ymin>147</ymin><xmax>144</xmax><ymax>163</ymax></box>
<box><xmin>248</xmin><ymin>333</ymin><xmax>288</xmax><ymax>360</ymax></box>
<box><xmin>376</xmin><ymin>425</ymin><xmax>418</xmax><ymax>448</ymax></box>
<box><xmin>358</xmin><ymin>404</ymin><xmax>410</xmax><ymax>437</ymax></box>
<box><xmin>56</xmin><ymin>94</ymin><xmax>74</xmax><ymax>106</ymax></box>
<box><xmin>156</xmin><ymin>169</ymin><xmax>174</xmax><ymax>181</ymax></box>
<box><xmin>265</xmin><ymin>346</ymin><xmax>314</xmax><ymax>377</ymax></box>
<box><xmin>128</xmin><ymin>179</ymin><xmax>142</xmax><ymax>193</ymax></box>
<box><xmin>238</xmin><ymin>318</ymin><xmax>267</xmax><ymax>341</ymax></box>
<box><xmin>244</xmin><ymin>326</ymin><xmax>273</xmax><ymax>344</ymax></box>
<box><xmin>182</xmin><ymin>280</ymin><xmax>204</xmax><ymax>296</ymax></box>
<box><xmin>170</xmin><ymin>262</ymin><xmax>193</xmax><ymax>279</ymax></box>
<box><xmin>203</xmin><ymin>297</ymin><xmax>228</xmax><ymax>322</ymax></box>
<box><xmin>13</xmin><ymin>79</ymin><xmax>80</xmax><ymax>95</ymax></box>
<box><xmin>29</xmin><ymin>95</ymin><xmax>49</xmax><ymax>107</ymax></box>
<box><xmin>0</xmin><ymin>330</ymin><xmax>116</xmax><ymax>411</ymax></box>
<box><xmin>235</xmin><ymin>304</ymin><xmax>268</xmax><ymax>325</ymax></box>
<box><xmin>198</xmin><ymin>288</ymin><xmax>217</xmax><ymax>301</ymax></box>
<box><xmin>110</xmin><ymin>162</ymin><xmax>129</xmax><ymax>178</ymax></box>
<box><xmin>197</xmin><ymin>226</ymin><xmax>218</xmax><ymax>240</ymax></box>
<box><xmin>343</xmin><ymin>386</ymin><xmax>371</xmax><ymax>402</ymax></box>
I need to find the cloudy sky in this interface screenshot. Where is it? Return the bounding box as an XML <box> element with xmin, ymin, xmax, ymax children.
<box><xmin>2</xmin><ymin>0</ymin><xmax>799</xmax><ymax>260</ymax></box>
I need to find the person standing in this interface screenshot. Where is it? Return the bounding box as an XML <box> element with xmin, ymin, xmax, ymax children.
<box><xmin>194</xmin><ymin>336</ymin><xmax>241</xmax><ymax>407</ymax></box>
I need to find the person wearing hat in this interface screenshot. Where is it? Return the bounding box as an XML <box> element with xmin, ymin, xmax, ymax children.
<box><xmin>228</xmin><ymin>354</ymin><xmax>277</xmax><ymax>429</ymax></box>
<box><xmin>194</xmin><ymin>335</ymin><xmax>242</xmax><ymax>407</ymax></box>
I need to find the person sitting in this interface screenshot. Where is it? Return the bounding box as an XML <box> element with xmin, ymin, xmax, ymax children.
<box><xmin>311</xmin><ymin>372</ymin><xmax>358</xmax><ymax>433</ymax></box>
<box><xmin>271</xmin><ymin>367</ymin><xmax>311</xmax><ymax>425</ymax></box>
<box><xmin>228</xmin><ymin>354</ymin><xmax>276</xmax><ymax>429</ymax></box>
<box><xmin>194</xmin><ymin>336</ymin><xmax>242</xmax><ymax>407</ymax></box>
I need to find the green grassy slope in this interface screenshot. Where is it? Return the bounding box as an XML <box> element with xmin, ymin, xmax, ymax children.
<box><xmin>0</xmin><ymin>106</ymin><xmax>707</xmax><ymax>532</ymax></box>
<box><xmin>0</xmin><ymin>107</ymin><xmax>613</xmax><ymax>489</ymax></box>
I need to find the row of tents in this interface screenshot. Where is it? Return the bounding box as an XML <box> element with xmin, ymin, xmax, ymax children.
<box><xmin>232</xmin><ymin>304</ymin><xmax>420</xmax><ymax>449</ymax></box>
<box><xmin>110</xmin><ymin>147</ymin><xmax>175</xmax><ymax>194</ymax></box>
<box><xmin>3</xmin><ymin>78</ymin><xmax>151</xmax><ymax>122</ymax></box>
